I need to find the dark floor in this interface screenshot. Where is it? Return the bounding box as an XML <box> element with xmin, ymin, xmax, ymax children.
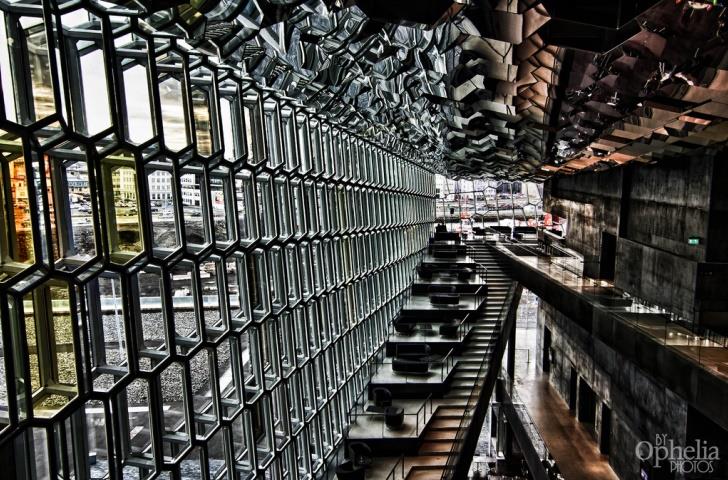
<box><xmin>516</xmin><ymin>376</ymin><xmax>618</xmax><ymax>480</ymax></box>
<box><xmin>513</xmin><ymin>290</ymin><xmax>618</xmax><ymax>480</ymax></box>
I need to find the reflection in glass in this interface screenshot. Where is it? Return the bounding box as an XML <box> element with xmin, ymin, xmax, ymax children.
<box><xmin>0</xmin><ymin>7</ymin><xmax>437</xmax><ymax>478</ymax></box>
<box><xmin>146</xmin><ymin>160</ymin><xmax>181</xmax><ymax>255</ymax></box>
<box><xmin>243</xmin><ymin>87</ymin><xmax>266</xmax><ymax>165</ymax></box>
<box><xmin>0</xmin><ymin>133</ymin><xmax>34</xmax><ymax>279</ymax></box>
<box><xmin>79</xmin><ymin>48</ymin><xmax>112</xmax><ymax>135</ymax></box>
<box><xmin>181</xmin><ymin>164</ymin><xmax>210</xmax><ymax>250</ymax></box>
<box><xmin>159</xmin><ymin>76</ymin><xmax>189</xmax><ymax>151</ymax></box>
<box><xmin>192</xmin><ymin>86</ymin><xmax>213</xmax><ymax>156</ymax></box>
<box><xmin>0</xmin><ymin>13</ymin><xmax>55</xmax><ymax>124</ymax></box>
<box><xmin>123</xmin><ymin>63</ymin><xmax>155</xmax><ymax>144</ymax></box>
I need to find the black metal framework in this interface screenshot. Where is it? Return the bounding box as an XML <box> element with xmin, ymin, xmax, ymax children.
<box><xmin>0</xmin><ymin>3</ymin><xmax>436</xmax><ymax>479</ymax></box>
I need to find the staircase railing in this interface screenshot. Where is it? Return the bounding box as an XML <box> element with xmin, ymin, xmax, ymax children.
<box><xmin>439</xmin><ymin>245</ymin><xmax>518</xmax><ymax>480</ymax></box>
<box><xmin>385</xmin><ymin>455</ymin><xmax>405</xmax><ymax>480</ymax></box>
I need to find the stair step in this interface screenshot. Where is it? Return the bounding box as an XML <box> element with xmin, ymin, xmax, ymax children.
<box><xmin>406</xmin><ymin>467</ymin><xmax>446</xmax><ymax>480</ymax></box>
<box><xmin>424</xmin><ymin>430</ymin><xmax>458</xmax><ymax>441</ymax></box>
<box><xmin>429</xmin><ymin>418</ymin><xmax>462</xmax><ymax>430</ymax></box>
<box><xmin>465</xmin><ymin>344</ymin><xmax>491</xmax><ymax>350</ymax></box>
<box><xmin>436</xmin><ymin>407</ymin><xmax>466</xmax><ymax>417</ymax></box>
<box><xmin>461</xmin><ymin>352</ymin><xmax>488</xmax><ymax>359</ymax></box>
<box><xmin>456</xmin><ymin>361</ymin><xmax>487</xmax><ymax>368</ymax></box>
<box><xmin>455</xmin><ymin>366</ymin><xmax>487</xmax><ymax>373</ymax></box>
<box><xmin>462</xmin><ymin>353</ymin><xmax>491</xmax><ymax>359</ymax></box>
<box><xmin>453</xmin><ymin>376</ymin><xmax>477</xmax><ymax>383</ymax></box>
<box><xmin>451</xmin><ymin>380</ymin><xmax>475</xmax><ymax>389</ymax></box>
<box><xmin>418</xmin><ymin>441</ymin><xmax>456</xmax><ymax>455</ymax></box>
<box><xmin>459</xmin><ymin>352</ymin><xmax>488</xmax><ymax>359</ymax></box>
<box><xmin>443</xmin><ymin>389</ymin><xmax>473</xmax><ymax>399</ymax></box>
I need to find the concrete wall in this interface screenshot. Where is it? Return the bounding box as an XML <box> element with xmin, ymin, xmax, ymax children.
<box><xmin>544</xmin><ymin>149</ymin><xmax>728</xmax><ymax>327</ymax></box>
<box><xmin>538</xmin><ymin>300</ymin><xmax>689</xmax><ymax>479</ymax></box>
<box><xmin>614</xmin><ymin>237</ymin><xmax>698</xmax><ymax>319</ymax></box>
<box><xmin>622</xmin><ymin>155</ymin><xmax>713</xmax><ymax>262</ymax></box>
<box><xmin>544</xmin><ymin>166</ymin><xmax>622</xmax><ymax>270</ymax></box>
<box><xmin>706</xmin><ymin>157</ymin><xmax>728</xmax><ymax>262</ymax></box>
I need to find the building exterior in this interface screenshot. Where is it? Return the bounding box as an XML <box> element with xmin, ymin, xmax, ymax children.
<box><xmin>148</xmin><ymin>171</ymin><xmax>174</xmax><ymax>203</ymax></box>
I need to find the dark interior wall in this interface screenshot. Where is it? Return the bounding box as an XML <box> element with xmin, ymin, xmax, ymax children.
<box><xmin>538</xmin><ymin>301</ymin><xmax>689</xmax><ymax>480</ymax></box>
<box><xmin>545</xmin><ymin>155</ymin><xmax>714</xmax><ymax>263</ymax></box>
<box><xmin>622</xmin><ymin>155</ymin><xmax>713</xmax><ymax>263</ymax></box>
<box><xmin>707</xmin><ymin>154</ymin><xmax>728</xmax><ymax>263</ymax></box>
<box><xmin>544</xmin><ymin>150</ymin><xmax>728</xmax><ymax>324</ymax></box>
<box><xmin>616</xmin><ymin>156</ymin><xmax>715</xmax><ymax>318</ymax></box>
<box><xmin>696</xmin><ymin>263</ymin><xmax>728</xmax><ymax>333</ymax></box>
<box><xmin>686</xmin><ymin>406</ymin><xmax>728</xmax><ymax>478</ymax></box>
<box><xmin>615</xmin><ymin>237</ymin><xmax>698</xmax><ymax>319</ymax></box>
<box><xmin>544</xmin><ymin>167</ymin><xmax>622</xmax><ymax>272</ymax></box>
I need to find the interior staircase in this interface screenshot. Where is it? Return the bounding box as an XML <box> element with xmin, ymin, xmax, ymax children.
<box><xmin>371</xmin><ymin>242</ymin><xmax>517</xmax><ymax>480</ymax></box>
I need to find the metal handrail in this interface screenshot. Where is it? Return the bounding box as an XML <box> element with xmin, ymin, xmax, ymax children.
<box><xmin>498</xmin><ymin>368</ymin><xmax>552</xmax><ymax>462</ymax></box>
<box><xmin>439</xmin><ymin>348</ymin><xmax>456</xmax><ymax>382</ymax></box>
<box><xmin>385</xmin><ymin>455</ymin><xmax>406</xmax><ymax>480</ymax></box>
<box><xmin>416</xmin><ymin>394</ymin><xmax>434</xmax><ymax>436</ymax></box>
<box><xmin>347</xmin><ymin>394</ymin><xmax>433</xmax><ymax>439</ymax></box>
<box><xmin>472</xmin><ymin>283</ymin><xmax>487</xmax><ymax>308</ymax></box>
<box><xmin>346</xmin><ymin>381</ymin><xmax>371</xmax><ymax>426</ymax></box>
<box><xmin>371</xmin><ymin>347</ymin><xmax>455</xmax><ymax>383</ymax></box>
<box><xmin>458</xmin><ymin>313</ymin><xmax>472</xmax><ymax>342</ymax></box>
<box><xmin>475</xmin><ymin>262</ymin><xmax>488</xmax><ymax>286</ymax></box>
<box><xmin>495</xmin><ymin>228</ymin><xmax>590</xmax><ymax>282</ymax></box>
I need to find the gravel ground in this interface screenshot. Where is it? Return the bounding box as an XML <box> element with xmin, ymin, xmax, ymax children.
<box><xmin>0</xmin><ymin>362</ymin><xmax>6</xmax><ymax>406</ymax></box>
<box><xmin>0</xmin><ymin>309</ymin><xmax>241</xmax><ymax>410</ymax></box>
<box><xmin>90</xmin><ymin>457</ymin><xmax>226</xmax><ymax>479</ymax></box>
<box><xmin>102</xmin><ymin>310</ymin><xmax>226</xmax><ymax>345</ymax></box>
<box><xmin>97</xmin><ymin>312</ymin><xmax>235</xmax><ymax>406</ymax></box>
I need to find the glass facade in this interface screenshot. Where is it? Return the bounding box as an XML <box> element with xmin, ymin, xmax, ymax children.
<box><xmin>0</xmin><ymin>3</ymin><xmax>435</xmax><ymax>479</ymax></box>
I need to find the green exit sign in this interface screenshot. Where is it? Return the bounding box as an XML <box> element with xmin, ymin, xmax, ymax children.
<box><xmin>688</xmin><ymin>237</ymin><xmax>701</xmax><ymax>245</ymax></box>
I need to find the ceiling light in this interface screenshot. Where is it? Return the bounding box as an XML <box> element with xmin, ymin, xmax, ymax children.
<box><xmin>674</xmin><ymin>72</ymin><xmax>695</xmax><ymax>85</ymax></box>
<box><xmin>685</xmin><ymin>1</ymin><xmax>713</xmax><ymax>9</ymax></box>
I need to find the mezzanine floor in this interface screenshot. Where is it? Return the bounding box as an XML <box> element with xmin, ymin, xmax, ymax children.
<box><xmin>492</xmin><ymin>238</ymin><xmax>728</xmax><ymax>382</ymax></box>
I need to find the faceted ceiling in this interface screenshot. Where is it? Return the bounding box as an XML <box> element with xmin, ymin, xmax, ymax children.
<box><xmin>141</xmin><ymin>0</ymin><xmax>728</xmax><ymax>180</ymax></box>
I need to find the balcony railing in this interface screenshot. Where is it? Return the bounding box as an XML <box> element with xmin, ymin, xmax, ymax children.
<box><xmin>486</xmin><ymin>227</ymin><xmax>728</xmax><ymax>381</ymax></box>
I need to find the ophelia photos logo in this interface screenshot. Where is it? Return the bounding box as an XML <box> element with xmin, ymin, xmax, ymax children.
<box><xmin>636</xmin><ymin>434</ymin><xmax>720</xmax><ymax>475</ymax></box>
